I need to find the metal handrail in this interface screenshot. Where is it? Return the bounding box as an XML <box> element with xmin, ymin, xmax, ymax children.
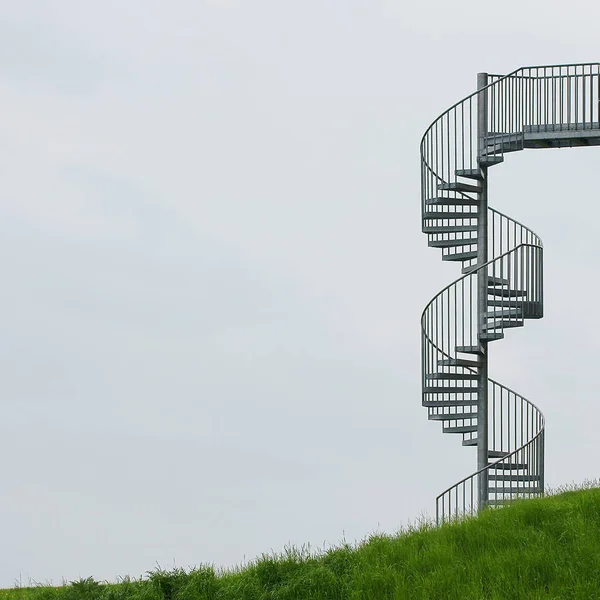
<box><xmin>420</xmin><ymin>242</ymin><xmax>540</xmax><ymax>325</ymax></box>
<box><xmin>420</xmin><ymin>62</ymin><xmax>600</xmax><ymax>151</ymax></box>
<box><xmin>421</xmin><ymin>242</ymin><xmax>543</xmax><ymax>364</ymax></box>
<box><xmin>421</xmin><ymin>238</ymin><xmax>544</xmax><ymax>523</ymax></box>
<box><xmin>436</xmin><ymin>415</ymin><xmax>545</xmax><ymax>523</ymax></box>
<box><xmin>420</xmin><ymin>64</ymin><xmax>600</xmax><ymax>242</ymax></box>
<box><xmin>488</xmin><ymin>206</ymin><xmax>542</xmax><ymax>249</ymax></box>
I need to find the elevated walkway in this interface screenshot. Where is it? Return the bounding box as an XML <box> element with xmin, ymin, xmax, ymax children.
<box><xmin>484</xmin><ymin>122</ymin><xmax>600</xmax><ymax>154</ymax></box>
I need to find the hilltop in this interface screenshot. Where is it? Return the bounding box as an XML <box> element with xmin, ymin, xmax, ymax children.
<box><xmin>3</xmin><ymin>484</ymin><xmax>600</xmax><ymax>599</ymax></box>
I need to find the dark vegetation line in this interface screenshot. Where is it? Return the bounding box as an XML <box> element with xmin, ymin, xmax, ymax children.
<box><xmin>3</xmin><ymin>482</ymin><xmax>600</xmax><ymax>600</ymax></box>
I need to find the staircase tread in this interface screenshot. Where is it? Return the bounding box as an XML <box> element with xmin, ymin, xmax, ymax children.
<box><xmin>443</xmin><ymin>424</ymin><xmax>478</xmax><ymax>433</ymax></box>
<box><xmin>423</xmin><ymin>211</ymin><xmax>478</xmax><ymax>220</ymax></box>
<box><xmin>487</xmin><ymin>276</ymin><xmax>510</xmax><ymax>285</ymax></box>
<box><xmin>442</xmin><ymin>251</ymin><xmax>478</xmax><ymax>262</ymax></box>
<box><xmin>438</xmin><ymin>182</ymin><xmax>482</xmax><ymax>193</ymax></box>
<box><xmin>423</xmin><ymin>225</ymin><xmax>478</xmax><ymax>233</ymax></box>
<box><xmin>455</xmin><ymin>345</ymin><xmax>481</xmax><ymax>354</ymax></box>
<box><xmin>438</xmin><ymin>358</ymin><xmax>482</xmax><ymax>367</ymax></box>
<box><xmin>487</xmin><ymin>299</ymin><xmax>527</xmax><ymax>307</ymax></box>
<box><xmin>488</xmin><ymin>450</ymin><xmax>510</xmax><ymax>459</ymax></box>
<box><xmin>428</xmin><ymin>238</ymin><xmax>478</xmax><ymax>248</ymax></box>
<box><xmin>428</xmin><ymin>411</ymin><xmax>478</xmax><ymax>421</ymax></box>
<box><xmin>455</xmin><ymin>169</ymin><xmax>483</xmax><ymax>181</ymax></box>
<box><xmin>423</xmin><ymin>399</ymin><xmax>478</xmax><ymax>408</ymax></box>
<box><xmin>485</xmin><ymin>132</ymin><xmax>524</xmax><ymax>141</ymax></box>
<box><xmin>478</xmin><ymin>155</ymin><xmax>504</xmax><ymax>167</ymax></box>
<box><xmin>486</xmin><ymin>498</ymin><xmax>544</xmax><ymax>506</ymax></box>
<box><xmin>423</xmin><ymin>386</ymin><xmax>478</xmax><ymax>393</ymax></box>
<box><xmin>486</xmin><ymin>309</ymin><xmax>524</xmax><ymax>318</ymax></box>
<box><xmin>488</xmin><ymin>288</ymin><xmax>528</xmax><ymax>297</ymax></box>
<box><xmin>488</xmin><ymin>474</ymin><xmax>540</xmax><ymax>482</ymax></box>
<box><xmin>426</xmin><ymin>373</ymin><xmax>479</xmax><ymax>380</ymax></box>
<box><xmin>426</xmin><ymin>197</ymin><xmax>480</xmax><ymax>207</ymax></box>
<box><xmin>489</xmin><ymin>462</ymin><xmax>529</xmax><ymax>470</ymax></box>
<box><xmin>462</xmin><ymin>264</ymin><xmax>480</xmax><ymax>274</ymax></box>
<box><xmin>482</xmin><ymin>320</ymin><xmax>525</xmax><ymax>330</ymax></box>
<box><xmin>480</xmin><ymin>332</ymin><xmax>505</xmax><ymax>341</ymax></box>
<box><xmin>489</xmin><ymin>486</ymin><xmax>542</xmax><ymax>494</ymax></box>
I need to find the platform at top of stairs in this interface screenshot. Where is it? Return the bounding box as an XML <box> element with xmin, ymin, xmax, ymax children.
<box><xmin>484</xmin><ymin>122</ymin><xmax>600</xmax><ymax>154</ymax></box>
<box><xmin>524</xmin><ymin>122</ymin><xmax>600</xmax><ymax>148</ymax></box>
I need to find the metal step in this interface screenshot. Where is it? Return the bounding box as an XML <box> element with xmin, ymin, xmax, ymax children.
<box><xmin>428</xmin><ymin>410</ymin><xmax>478</xmax><ymax>421</ymax></box>
<box><xmin>487</xmin><ymin>496</ymin><xmax>542</xmax><ymax>507</ymax></box>
<box><xmin>438</xmin><ymin>358</ymin><xmax>481</xmax><ymax>368</ymax></box>
<box><xmin>423</xmin><ymin>225</ymin><xmax>478</xmax><ymax>234</ymax></box>
<box><xmin>482</xmin><ymin>320</ymin><xmax>524</xmax><ymax>331</ymax></box>
<box><xmin>443</xmin><ymin>424</ymin><xmax>478</xmax><ymax>434</ymax></box>
<box><xmin>462</xmin><ymin>264</ymin><xmax>479</xmax><ymax>274</ymax></box>
<box><xmin>438</xmin><ymin>182</ymin><xmax>482</xmax><ymax>194</ymax></box>
<box><xmin>485</xmin><ymin>132</ymin><xmax>523</xmax><ymax>143</ymax></box>
<box><xmin>478</xmin><ymin>155</ymin><xmax>504</xmax><ymax>167</ymax></box>
<box><xmin>487</xmin><ymin>276</ymin><xmax>510</xmax><ymax>286</ymax></box>
<box><xmin>488</xmin><ymin>450</ymin><xmax>509</xmax><ymax>459</ymax></box>
<box><xmin>480</xmin><ymin>332</ymin><xmax>505</xmax><ymax>341</ymax></box>
<box><xmin>423</xmin><ymin>386</ymin><xmax>478</xmax><ymax>394</ymax></box>
<box><xmin>442</xmin><ymin>250</ymin><xmax>478</xmax><ymax>262</ymax></box>
<box><xmin>490</xmin><ymin>462</ymin><xmax>529</xmax><ymax>470</ymax></box>
<box><xmin>429</xmin><ymin>238</ymin><xmax>477</xmax><ymax>249</ymax></box>
<box><xmin>486</xmin><ymin>308</ymin><xmax>524</xmax><ymax>319</ymax></box>
<box><xmin>426</xmin><ymin>196</ymin><xmax>480</xmax><ymax>207</ymax></box>
<box><xmin>490</xmin><ymin>486</ymin><xmax>541</xmax><ymax>494</ymax></box>
<box><xmin>423</xmin><ymin>211</ymin><xmax>478</xmax><ymax>220</ymax></box>
<box><xmin>487</xmin><ymin>288</ymin><xmax>527</xmax><ymax>297</ymax></box>
<box><xmin>455</xmin><ymin>345</ymin><xmax>481</xmax><ymax>354</ymax></box>
<box><xmin>484</xmin><ymin>133</ymin><xmax>524</xmax><ymax>152</ymax></box>
<box><xmin>485</xmin><ymin>143</ymin><xmax>522</xmax><ymax>154</ymax></box>
<box><xmin>487</xmin><ymin>299</ymin><xmax>523</xmax><ymax>308</ymax></box>
<box><xmin>426</xmin><ymin>373</ymin><xmax>479</xmax><ymax>381</ymax></box>
<box><xmin>462</xmin><ymin>437</ymin><xmax>478</xmax><ymax>447</ymax></box>
<box><xmin>423</xmin><ymin>399</ymin><xmax>478</xmax><ymax>408</ymax></box>
<box><xmin>486</xmin><ymin>499</ymin><xmax>508</xmax><ymax>506</ymax></box>
<box><xmin>488</xmin><ymin>474</ymin><xmax>540</xmax><ymax>482</ymax></box>
<box><xmin>455</xmin><ymin>169</ymin><xmax>483</xmax><ymax>181</ymax></box>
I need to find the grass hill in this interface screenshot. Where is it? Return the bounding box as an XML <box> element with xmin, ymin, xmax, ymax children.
<box><xmin>3</xmin><ymin>483</ymin><xmax>600</xmax><ymax>599</ymax></box>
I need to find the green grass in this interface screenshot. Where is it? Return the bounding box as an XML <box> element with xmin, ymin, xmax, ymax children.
<box><xmin>4</xmin><ymin>482</ymin><xmax>600</xmax><ymax>599</ymax></box>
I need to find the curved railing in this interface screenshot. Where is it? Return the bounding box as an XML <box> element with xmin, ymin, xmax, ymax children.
<box><xmin>422</xmin><ymin>243</ymin><xmax>543</xmax><ymax>388</ymax></box>
<box><xmin>422</xmin><ymin>245</ymin><xmax>544</xmax><ymax>523</ymax></box>
<box><xmin>436</xmin><ymin>380</ymin><xmax>545</xmax><ymax>521</ymax></box>
<box><xmin>421</xmin><ymin>63</ymin><xmax>600</xmax><ymax>232</ymax></box>
<box><xmin>420</xmin><ymin>63</ymin><xmax>600</xmax><ymax>523</ymax></box>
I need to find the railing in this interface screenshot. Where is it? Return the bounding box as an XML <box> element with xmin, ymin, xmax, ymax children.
<box><xmin>488</xmin><ymin>207</ymin><xmax>541</xmax><ymax>264</ymax></box>
<box><xmin>422</xmin><ymin>242</ymin><xmax>543</xmax><ymax>523</ymax></box>
<box><xmin>421</xmin><ymin>243</ymin><xmax>543</xmax><ymax>391</ymax></box>
<box><xmin>436</xmin><ymin>380</ymin><xmax>545</xmax><ymax>523</ymax></box>
<box><xmin>423</xmin><ymin>206</ymin><xmax>542</xmax><ymax>271</ymax></box>
<box><xmin>487</xmin><ymin>64</ymin><xmax>600</xmax><ymax>146</ymax></box>
<box><xmin>421</xmin><ymin>64</ymin><xmax>600</xmax><ymax>226</ymax></box>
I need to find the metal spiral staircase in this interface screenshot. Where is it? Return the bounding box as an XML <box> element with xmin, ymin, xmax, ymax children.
<box><xmin>420</xmin><ymin>63</ymin><xmax>600</xmax><ymax>523</ymax></box>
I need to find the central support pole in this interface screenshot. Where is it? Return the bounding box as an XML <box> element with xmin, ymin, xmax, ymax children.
<box><xmin>476</xmin><ymin>72</ymin><xmax>489</xmax><ymax>510</ymax></box>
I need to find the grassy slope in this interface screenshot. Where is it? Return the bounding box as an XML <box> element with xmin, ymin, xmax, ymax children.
<box><xmin>3</xmin><ymin>486</ymin><xmax>600</xmax><ymax>600</ymax></box>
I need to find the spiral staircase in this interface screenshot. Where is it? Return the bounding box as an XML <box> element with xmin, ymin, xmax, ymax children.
<box><xmin>420</xmin><ymin>63</ymin><xmax>600</xmax><ymax>523</ymax></box>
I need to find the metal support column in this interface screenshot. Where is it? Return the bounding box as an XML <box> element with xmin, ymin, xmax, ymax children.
<box><xmin>476</xmin><ymin>72</ymin><xmax>489</xmax><ymax>510</ymax></box>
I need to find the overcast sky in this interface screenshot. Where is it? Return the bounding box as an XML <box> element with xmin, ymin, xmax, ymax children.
<box><xmin>2</xmin><ymin>0</ymin><xmax>600</xmax><ymax>588</ymax></box>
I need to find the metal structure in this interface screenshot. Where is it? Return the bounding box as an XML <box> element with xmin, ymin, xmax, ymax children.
<box><xmin>420</xmin><ymin>64</ymin><xmax>600</xmax><ymax>523</ymax></box>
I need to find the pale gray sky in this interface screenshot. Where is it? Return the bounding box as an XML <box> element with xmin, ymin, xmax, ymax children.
<box><xmin>2</xmin><ymin>0</ymin><xmax>600</xmax><ymax>587</ymax></box>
